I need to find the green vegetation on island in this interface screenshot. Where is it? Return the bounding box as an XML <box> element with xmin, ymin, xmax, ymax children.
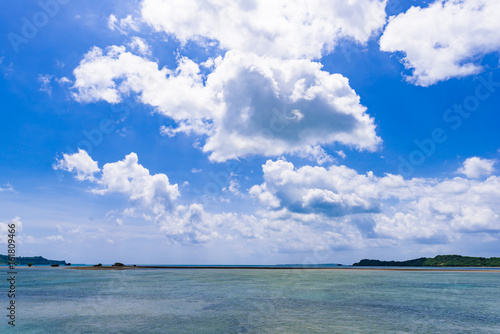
<box><xmin>353</xmin><ymin>255</ymin><xmax>500</xmax><ymax>267</ymax></box>
<box><xmin>0</xmin><ymin>254</ymin><xmax>66</xmax><ymax>266</ymax></box>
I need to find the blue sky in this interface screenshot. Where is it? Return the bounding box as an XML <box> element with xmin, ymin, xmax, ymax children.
<box><xmin>1</xmin><ymin>0</ymin><xmax>499</xmax><ymax>265</ymax></box>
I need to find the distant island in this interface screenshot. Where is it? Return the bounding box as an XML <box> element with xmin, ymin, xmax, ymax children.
<box><xmin>4</xmin><ymin>254</ymin><xmax>499</xmax><ymax>268</ymax></box>
<box><xmin>0</xmin><ymin>255</ymin><xmax>66</xmax><ymax>266</ymax></box>
<box><xmin>353</xmin><ymin>255</ymin><xmax>500</xmax><ymax>267</ymax></box>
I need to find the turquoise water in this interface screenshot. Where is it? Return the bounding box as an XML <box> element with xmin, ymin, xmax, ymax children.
<box><xmin>1</xmin><ymin>267</ymin><xmax>499</xmax><ymax>333</ymax></box>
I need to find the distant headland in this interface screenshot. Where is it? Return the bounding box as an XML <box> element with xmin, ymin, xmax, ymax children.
<box><xmin>353</xmin><ymin>255</ymin><xmax>500</xmax><ymax>267</ymax></box>
<box><xmin>0</xmin><ymin>254</ymin><xmax>66</xmax><ymax>266</ymax></box>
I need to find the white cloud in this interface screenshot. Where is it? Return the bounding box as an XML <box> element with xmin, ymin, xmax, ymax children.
<box><xmin>54</xmin><ymin>150</ymin><xmax>353</xmax><ymax>249</ymax></box>
<box><xmin>71</xmin><ymin>47</ymin><xmax>381</xmax><ymax>161</ymax></box>
<box><xmin>0</xmin><ymin>183</ymin><xmax>14</xmax><ymax>192</ymax></box>
<box><xmin>141</xmin><ymin>0</ymin><xmax>388</xmax><ymax>59</ymax></box>
<box><xmin>380</xmin><ymin>0</ymin><xmax>500</xmax><ymax>86</ymax></box>
<box><xmin>228</xmin><ymin>208</ymin><xmax>379</xmax><ymax>253</ymax></box>
<box><xmin>53</xmin><ymin>149</ymin><xmax>100</xmax><ymax>181</ymax></box>
<box><xmin>55</xmin><ymin>151</ymin><xmax>500</xmax><ymax>251</ymax></box>
<box><xmin>158</xmin><ymin>203</ymin><xmax>223</xmax><ymax>243</ymax></box>
<box><xmin>46</xmin><ymin>235</ymin><xmax>64</xmax><ymax>241</ymax></box>
<box><xmin>39</xmin><ymin>75</ymin><xmax>72</xmax><ymax>95</ymax></box>
<box><xmin>159</xmin><ymin>119</ymin><xmax>213</xmax><ymax>138</ymax></box>
<box><xmin>253</xmin><ymin>158</ymin><xmax>500</xmax><ymax>242</ymax></box>
<box><xmin>226</xmin><ymin>177</ymin><xmax>240</xmax><ymax>196</ymax></box>
<box><xmin>64</xmin><ymin>0</ymin><xmax>500</xmax><ymax>252</ymax></box>
<box><xmin>457</xmin><ymin>157</ymin><xmax>496</xmax><ymax>178</ymax></box>
<box><xmin>38</xmin><ymin>74</ymin><xmax>53</xmax><ymax>96</ymax></box>
<box><xmin>249</xmin><ymin>183</ymin><xmax>281</xmax><ymax>209</ymax></box>
<box><xmin>57</xmin><ymin>77</ymin><xmax>72</xmax><ymax>85</ymax></box>
<box><xmin>108</xmin><ymin>14</ymin><xmax>140</xmax><ymax>34</ymax></box>
<box><xmin>93</xmin><ymin>152</ymin><xmax>180</xmax><ymax>214</ymax></box>
<box><xmin>297</xmin><ymin>145</ymin><xmax>334</xmax><ymax>165</ymax></box>
<box><xmin>128</xmin><ymin>36</ymin><xmax>152</xmax><ymax>56</ymax></box>
<box><xmin>336</xmin><ymin>150</ymin><xmax>347</xmax><ymax>159</ymax></box>
<box><xmin>72</xmin><ymin>1</ymin><xmax>386</xmax><ymax>163</ymax></box>
<box><xmin>255</xmin><ymin>159</ymin><xmax>381</xmax><ymax>216</ymax></box>
<box><xmin>203</xmin><ymin>51</ymin><xmax>381</xmax><ymax>161</ymax></box>
<box><xmin>0</xmin><ymin>217</ymin><xmax>22</xmax><ymax>244</ymax></box>
<box><xmin>71</xmin><ymin>46</ymin><xmax>212</xmax><ymax>120</ymax></box>
<box><xmin>57</xmin><ymin>151</ymin><xmax>180</xmax><ymax>216</ymax></box>
<box><xmin>55</xmin><ymin>151</ymin><xmax>221</xmax><ymax>244</ymax></box>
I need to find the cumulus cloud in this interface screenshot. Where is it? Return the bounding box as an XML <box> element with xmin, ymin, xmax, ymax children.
<box><xmin>128</xmin><ymin>36</ymin><xmax>152</xmax><ymax>56</ymax></box>
<box><xmin>55</xmin><ymin>151</ymin><xmax>500</xmax><ymax>251</ymax></box>
<box><xmin>141</xmin><ymin>0</ymin><xmax>387</xmax><ymax>59</ymax></box>
<box><xmin>71</xmin><ymin>46</ymin><xmax>212</xmax><ymax>120</ymax></box>
<box><xmin>249</xmin><ymin>183</ymin><xmax>281</xmax><ymax>209</ymax></box>
<box><xmin>158</xmin><ymin>203</ymin><xmax>224</xmax><ymax>243</ymax></box>
<box><xmin>297</xmin><ymin>146</ymin><xmax>334</xmax><ymax>165</ymax></box>
<box><xmin>252</xmin><ymin>159</ymin><xmax>382</xmax><ymax>216</ymax></box>
<box><xmin>63</xmin><ymin>1</ymin><xmax>500</xmax><ymax>253</ymax></box>
<box><xmin>72</xmin><ymin>0</ymin><xmax>387</xmax><ymax>162</ymax></box>
<box><xmin>203</xmin><ymin>51</ymin><xmax>381</xmax><ymax>161</ymax></box>
<box><xmin>380</xmin><ymin>0</ymin><xmax>500</xmax><ymax>86</ymax></box>
<box><xmin>108</xmin><ymin>14</ymin><xmax>140</xmax><ymax>34</ymax></box>
<box><xmin>54</xmin><ymin>150</ymin><xmax>366</xmax><ymax>250</ymax></box>
<box><xmin>56</xmin><ymin>150</ymin><xmax>179</xmax><ymax>214</ymax></box>
<box><xmin>457</xmin><ymin>157</ymin><xmax>496</xmax><ymax>178</ymax></box>
<box><xmin>55</xmin><ymin>150</ymin><xmax>226</xmax><ymax>244</ymax></box>
<box><xmin>252</xmin><ymin>158</ymin><xmax>500</xmax><ymax>242</ymax></box>
<box><xmin>53</xmin><ymin>149</ymin><xmax>100</xmax><ymax>181</ymax></box>
<box><xmin>93</xmin><ymin>152</ymin><xmax>180</xmax><ymax>214</ymax></box>
<box><xmin>71</xmin><ymin>47</ymin><xmax>380</xmax><ymax>161</ymax></box>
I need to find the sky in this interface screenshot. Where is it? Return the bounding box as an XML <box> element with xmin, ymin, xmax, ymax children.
<box><xmin>0</xmin><ymin>0</ymin><xmax>499</xmax><ymax>265</ymax></box>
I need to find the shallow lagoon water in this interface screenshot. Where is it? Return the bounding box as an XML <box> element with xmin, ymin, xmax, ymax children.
<box><xmin>1</xmin><ymin>267</ymin><xmax>500</xmax><ymax>333</ymax></box>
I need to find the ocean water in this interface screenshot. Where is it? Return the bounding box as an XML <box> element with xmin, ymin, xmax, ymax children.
<box><xmin>1</xmin><ymin>267</ymin><xmax>500</xmax><ymax>333</ymax></box>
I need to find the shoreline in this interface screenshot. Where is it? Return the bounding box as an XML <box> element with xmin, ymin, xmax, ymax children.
<box><xmin>66</xmin><ymin>265</ymin><xmax>500</xmax><ymax>272</ymax></box>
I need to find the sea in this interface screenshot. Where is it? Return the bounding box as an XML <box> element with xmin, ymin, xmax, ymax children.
<box><xmin>1</xmin><ymin>266</ymin><xmax>500</xmax><ymax>333</ymax></box>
